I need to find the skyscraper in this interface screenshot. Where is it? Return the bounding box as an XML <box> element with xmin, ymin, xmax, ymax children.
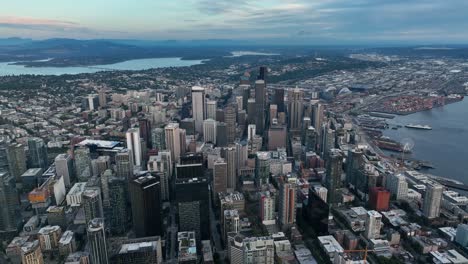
<box><xmin>254</xmin><ymin>80</ymin><xmax>266</xmax><ymax>134</ymax></box>
<box><xmin>74</xmin><ymin>147</ymin><xmax>92</xmax><ymax>181</ymax></box>
<box><xmin>165</xmin><ymin>123</ymin><xmax>181</xmax><ymax>163</ymax></box>
<box><xmin>216</xmin><ymin>122</ymin><xmax>228</xmax><ymax>147</ymax></box>
<box><xmin>274</xmin><ymin>88</ymin><xmax>285</xmax><ymax>113</ymax></box>
<box><xmin>247</xmin><ymin>98</ymin><xmax>256</xmax><ymax>125</ymax></box>
<box><xmin>0</xmin><ymin>171</ymin><xmax>19</xmax><ymax>233</ymax></box>
<box><xmin>225</xmin><ymin>104</ymin><xmax>237</xmax><ymax>144</ymax></box>
<box><xmin>87</xmin><ymin>218</ymin><xmax>108</xmax><ymax>264</ymax></box>
<box><xmin>147</xmin><ymin>151</ymin><xmax>172</xmax><ymax>201</ymax></box>
<box><xmin>312</xmin><ymin>102</ymin><xmax>324</xmax><ymax>135</ymax></box>
<box><xmin>260</xmin><ymin>192</ymin><xmax>275</xmax><ymax>222</ymax></box>
<box><xmin>0</xmin><ymin>142</ymin><xmax>27</xmax><ymax>182</ymax></box>
<box><xmin>255</xmin><ymin>152</ymin><xmax>270</xmax><ymax>186</ymax></box>
<box><xmin>222</xmin><ymin>147</ymin><xmax>237</xmax><ymax>191</ymax></box>
<box><xmin>107</xmin><ymin>176</ymin><xmax>128</xmax><ymax>235</ymax></box>
<box><xmin>305</xmin><ymin>126</ymin><xmax>317</xmax><ymax>152</ymax></box>
<box><xmin>129</xmin><ymin>175</ymin><xmax>162</xmax><ymax>237</ymax></box>
<box><xmin>151</xmin><ymin>128</ymin><xmax>166</xmax><ymax>151</ymax></box>
<box><xmin>258</xmin><ymin>66</ymin><xmax>267</xmax><ymax>80</ymax></box>
<box><xmin>288</xmin><ymin>88</ymin><xmax>304</xmax><ymax>132</ymax></box>
<box><xmin>386</xmin><ymin>173</ymin><xmax>408</xmax><ymax>200</ymax></box>
<box><xmin>423</xmin><ymin>182</ymin><xmax>443</xmax><ymax>219</ymax></box>
<box><xmin>326</xmin><ymin>149</ymin><xmax>343</xmax><ymax>205</ymax></box>
<box><xmin>213</xmin><ymin>158</ymin><xmax>228</xmax><ymax>194</ymax></box>
<box><xmin>203</xmin><ymin>119</ymin><xmax>217</xmax><ymax>144</ymax></box>
<box><xmin>365</xmin><ymin>210</ymin><xmax>382</xmax><ymax>240</ymax></box>
<box><xmin>82</xmin><ymin>188</ymin><xmax>104</xmax><ymax>225</ymax></box>
<box><xmin>55</xmin><ymin>154</ymin><xmax>74</xmax><ymax>187</ymax></box>
<box><xmin>28</xmin><ymin>138</ymin><xmax>48</xmax><ymax>169</ymax></box>
<box><xmin>278</xmin><ymin>176</ymin><xmax>297</xmax><ymax>227</ymax></box>
<box><xmin>176</xmin><ymin>177</ymin><xmax>209</xmax><ymax>240</ymax></box>
<box><xmin>206</xmin><ymin>100</ymin><xmax>217</xmax><ymax>120</ymax></box>
<box><xmin>192</xmin><ymin>86</ymin><xmax>206</xmax><ymax>134</ymax></box>
<box><xmin>115</xmin><ymin>149</ymin><xmax>134</xmax><ymax>180</ymax></box>
<box><xmin>126</xmin><ymin>128</ymin><xmax>142</xmax><ymax>167</ymax></box>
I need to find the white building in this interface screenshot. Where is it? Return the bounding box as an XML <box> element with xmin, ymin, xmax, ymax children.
<box><xmin>66</xmin><ymin>182</ymin><xmax>87</xmax><ymax>207</ymax></box>
<box><xmin>165</xmin><ymin>123</ymin><xmax>181</xmax><ymax>163</ymax></box>
<box><xmin>365</xmin><ymin>210</ymin><xmax>382</xmax><ymax>240</ymax></box>
<box><xmin>203</xmin><ymin>119</ymin><xmax>217</xmax><ymax>144</ymax></box>
<box><xmin>192</xmin><ymin>86</ymin><xmax>206</xmax><ymax>134</ymax></box>
<box><xmin>126</xmin><ymin>128</ymin><xmax>142</xmax><ymax>166</ymax></box>
<box><xmin>423</xmin><ymin>182</ymin><xmax>443</xmax><ymax>219</ymax></box>
<box><xmin>386</xmin><ymin>174</ymin><xmax>408</xmax><ymax>200</ymax></box>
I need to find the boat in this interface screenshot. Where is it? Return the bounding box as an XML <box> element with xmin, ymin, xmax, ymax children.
<box><xmin>405</xmin><ymin>124</ymin><xmax>432</xmax><ymax>130</ymax></box>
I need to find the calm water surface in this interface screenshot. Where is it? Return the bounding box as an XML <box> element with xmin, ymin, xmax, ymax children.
<box><xmin>383</xmin><ymin>99</ymin><xmax>468</xmax><ymax>184</ymax></box>
<box><xmin>0</xmin><ymin>57</ymin><xmax>204</xmax><ymax>76</ymax></box>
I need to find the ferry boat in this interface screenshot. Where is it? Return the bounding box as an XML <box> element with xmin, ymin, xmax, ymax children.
<box><xmin>405</xmin><ymin>124</ymin><xmax>432</xmax><ymax>130</ymax></box>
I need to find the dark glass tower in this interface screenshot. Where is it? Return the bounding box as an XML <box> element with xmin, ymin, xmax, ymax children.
<box><xmin>129</xmin><ymin>175</ymin><xmax>162</xmax><ymax>237</ymax></box>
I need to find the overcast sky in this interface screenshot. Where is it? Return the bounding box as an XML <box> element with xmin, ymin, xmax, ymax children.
<box><xmin>1</xmin><ymin>0</ymin><xmax>468</xmax><ymax>44</ymax></box>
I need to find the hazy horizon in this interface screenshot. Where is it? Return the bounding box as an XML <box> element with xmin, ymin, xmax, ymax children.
<box><xmin>1</xmin><ymin>0</ymin><xmax>468</xmax><ymax>45</ymax></box>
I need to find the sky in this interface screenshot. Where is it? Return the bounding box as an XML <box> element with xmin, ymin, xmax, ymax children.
<box><xmin>1</xmin><ymin>0</ymin><xmax>468</xmax><ymax>44</ymax></box>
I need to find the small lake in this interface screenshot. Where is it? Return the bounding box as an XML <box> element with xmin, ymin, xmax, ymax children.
<box><xmin>0</xmin><ymin>57</ymin><xmax>204</xmax><ymax>76</ymax></box>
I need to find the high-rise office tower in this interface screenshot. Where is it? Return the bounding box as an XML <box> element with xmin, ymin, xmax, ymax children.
<box><xmin>74</xmin><ymin>147</ymin><xmax>91</xmax><ymax>180</ymax></box>
<box><xmin>92</xmin><ymin>155</ymin><xmax>110</xmax><ymax>177</ymax></box>
<box><xmin>223</xmin><ymin>210</ymin><xmax>240</xmax><ymax>240</ymax></box>
<box><xmin>235</xmin><ymin>141</ymin><xmax>248</xmax><ymax>176</ymax></box>
<box><xmin>87</xmin><ymin>94</ymin><xmax>99</xmax><ymax>111</ymax></box>
<box><xmin>258</xmin><ymin>66</ymin><xmax>267</xmax><ymax>80</ymax></box>
<box><xmin>278</xmin><ymin>176</ymin><xmax>297</xmax><ymax>227</ymax></box>
<box><xmin>192</xmin><ymin>86</ymin><xmax>206</xmax><ymax>134</ymax></box>
<box><xmin>179</xmin><ymin>129</ymin><xmax>187</xmax><ymax>157</ymax></box>
<box><xmin>423</xmin><ymin>182</ymin><xmax>443</xmax><ymax>219</ymax></box>
<box><xmin>326</xmin><ymin>149</ymin><xmax>343</xmax><ymax>205</ymax></box>
<box><xmin>0</xmin><ymin>142</ymin><xmax>27</xmax><ymax>182</ymax></box>
<box><xmin>260</xmin><ymin>192</ymin><xmax>275</xmax><ymax>222</ymax></box>
<box><xmin>305</xmin><ymin>126</ymin><xmax>317</xmax><ymax>152</ymax></box>
<box><xmin>0</xmin><ymin>171</ymin><xmax>19</xmax><ymax>233</ymax></box>
<box><xmin>98</xmin><ymin>88</ymin><xmax>107</xmax><ymax>107</ymax></box>
<box><xmin>126</xmin><ymin>128</ymin><xmax>142</xmax><ymax>167</ymax></box>
<box><xmin>107</xmin><ymin>176</ymin><xmax>128</xmax><ymax>235</ymax></box>
<box><xmin>87</xmin><ymin>218</ymin><xmax>108</xmax><ymax>264</ymax></box>
<box><xmin>147</xmin><ymin>151</ymin><xmax>172</xmax><ymax>201</ymax></box>
<box><xmin>241</xmin><ymin>85</ymin><xmax>250</xmax><ymax>111</ymax></box>
<box><xmin>28</xmin><ymin>138</ymin><xmax>48</xmax><ymax>169</ymax></box>
<box><xmin>321</xmin><ymin>125</ymin><xmax>336</xmax><ymax>158</ymax></box>
<box><xmin>225</xmin><ymin>104</ymin><xmax>237</xmax><ymax>144</ymax></box>
<box><xmin>247</xmin><ymin>98</ymin><xmax>256</xmax><ymax>125</ymax></box>
<box><xmin>255</xmin><ymin>152</ymin><xmax>270</xmax><ymax>186</ymax></box>
<box><xmin>269</xmin><ymin>104</ymin><xmax>278</xmax><ymax>124</ymax></box>
<box><xmin>274</xmin><ymin>88</ymin><xmax>285</xmax><ymax>113</ymax></box>
<box><xmin>138</xmin><ymin>118</ymin><xmax>152</xmax><ymax>148</ymax></box>
<box><xmin>222</xmin><ymin>147</ymin><xmax>237</xmax><ymax>191</ymax></box>
<box><xmin>165</xmin><ymin>123</ymin><xmax>181</xmax><ymax>163</ymax></box>
<box><xmin>151</xmin><ymin>128</ymin><xmax>166</xmax><ymax>151</ymax></box>
<box><xmin>82</xmin><ymin>188</ymin><xmax>104</xmax><ymax>225</ymax></box>
<box><xmin>288</xmin><ymin>88</ymin><xmax>304</xmax><ymax>132</ymax></box>
<box><xmin>267</xmin><ymin>125</ymin><xmax>287</xmax><ymax>151</ymax></box>
<box><xmin>213</xmin><ymin>158</ymin><xmax>228</xmax><ymax>194</ymax></box>
<box><xmin>203</xmin><ymin>119</ymin><xmax>217</xmax><ymax>144</ymax></box>
<box><xmin>247</xmin><ymin>124</ymin><xmax>256</xmax><ymax>141</ymax></box>
<box><xmin>176</xmin><ymin>177</ymin><xmax>209</xmax><ymax>240</ymax></box>
<box><xmin>55</xmin><ymin>154</ymin><xmax>74</xmax><ymax>187</ymax></box>
<box><xmin>216</xmin><ymin>122</ymin><xmax>228</xmax><ymax>147</ymax></box>
<box><xmin>206</xmin><ymin>100</ymin><xmax>217</xmax><ymax>120</ymax></box>
<box><xmin>312</xmin><ymin>102</ymin><xmax>324</xmax><ymax>135</ymax></box>
<box><xmin>254</xmin><ymin>80</ymin><xmax>266</xmax><ymax>134</ymax></box>
<box><xmin>385</xmin><ymin>174</ymin><xmax>408</xmax><ymax>200</ymax></box>
<box><xmin>129</xmin><ymin>175</ymin><xmax>162</xmax><ymax>237</ymax></box>
<box><xmin>115</xmin><ymin>149</ymin><xmax>134</xmax><ymax>180</ymax></box>
<box><xmin>365</xmin><ymin>210</ymin><xmax>382</xmax><ymax>239</ymax></box>
<box><xmin>346</xmin><ymin>148</ymin><xmax>364</xmax><ymax>187</ymax></box>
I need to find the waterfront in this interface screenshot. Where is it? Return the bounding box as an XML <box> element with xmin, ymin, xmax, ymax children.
<box><xmin>383</xmin><ymin>99</ymin><xmax>468</xmax><ymax>184</ymax></box>
<box><xmin>0</xmin><ymin>57</ymin><xmax>204</xmax><ymax>76</ymax></box>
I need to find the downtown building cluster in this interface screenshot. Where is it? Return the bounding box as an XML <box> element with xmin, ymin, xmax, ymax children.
<box><xmin>0</xmin><ymin>63</ymin><xmax>468</xmax><ymax>264</ymax></box>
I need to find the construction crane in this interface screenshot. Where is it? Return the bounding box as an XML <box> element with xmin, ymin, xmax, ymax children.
<box><xmin>343</xmin><ymin>247</ymin><xmax>375</xmax><ymax>262</ymax></box>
